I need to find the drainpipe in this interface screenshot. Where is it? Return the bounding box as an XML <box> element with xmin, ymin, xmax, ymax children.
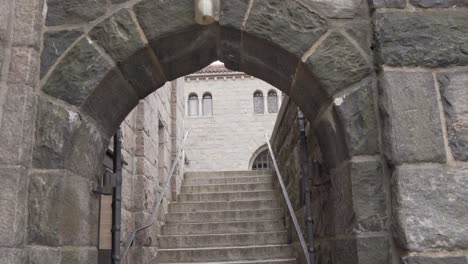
<box><xmin>112</xmin><ymin>128</ymin><xmax>123</xmax><ymax>264</ymax></box>
<box><xmin>297</xmin><ymin>110</ymin><xmax>315</xmax><ymax>264</ymax></box>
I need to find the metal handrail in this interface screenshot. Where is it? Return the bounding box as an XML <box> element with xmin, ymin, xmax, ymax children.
<box><xmin>265</xmin><ymin>133</ymin><xmax>311</xmax><ymax>264</ymax></box>
<box><xmin>121</xmin><ymin>131</ymin><xmax>190</xmax><ymax>262</ymax></box>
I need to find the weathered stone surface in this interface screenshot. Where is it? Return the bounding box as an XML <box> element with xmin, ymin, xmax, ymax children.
<box><xmin>219</xmin><ymin>0</ymin><xmax>248</xmax><ymax>69</ymax></box>
<box><xmin>64</xmin><ymin>119</ymin><xmax>108</xmax><ymax>181</ymax></box>
<box><xmin>379</xmin><ymin>71</ymin><xmax>446</xmax><ymax>164</ymax></box>
<box><xmin>219</xmin><ymin>0</ymin><xmax>249</xmax><ymax>30</ymax></box>
<box><xmin>375</xmin><ymin>11</ymin><xmax>468</xmax><ymax>67</ymax></box>
<box><xmin>28</xmin><ymin>247</ymin><xmax>60</xmax><ymax>264</ymax></box>
<box><xmin>246</xmin><ymin>0</ymin><xmax>328</xmax><ymax>58</ymax></box>
<box><xmin>41</xmin><ymin>29</ymin><xmax>83</xmax><ymax>78</ymax></box>
<box><xmin>42</xmin><ymin>38</ymin><xmax>113</xmax><ymax>107</ymax></box>
<box><xmin>370</xmin><ymin>0</ymin><xmax>406</xmax><ymax>8</ymax></box>
<box><xmin>0</xmin><ymin>84</ymin><xmax>35</xmax><ymax>165</ymax></box>
<box><xmin>134</xmin><ymin>0</ymin><xmax>194</xmax><ymax>42</ymax></box>
<box><xmin>403</xmin><ymin>256</ymin><xmax>468</xmax><ymax>264</ymax></box>
<box><xmin>28</xmin><ymin>170</ymin><xmax>99</xmax><ymax>246</ymax></box>
<box><xmin>89</xmin><ymin>9</ymin><xmax>145</xmax><ymax>63</ymax></box>
<box><xmin>333</xmin><ymin>236</ymin><xmax>389</xmax><ymax>264</ymax></box>
<box><xmin>60</xmin><ymin>248</ymin><xmax>98</xmax><ymax>264</ymax></box>
<box><xmin>0</xmin><ymin>167</ymin><xmax>28</xmax><ymax>247</ymax></box>
<box><xmin>33</xmin><ymin>97</ymin><xmax>82</xmax><ymax>169</ymax></box>
<box><xmin>45</xmin><ymin>0</ymin><xmax>107</xmax><ymax>26</ymax></box>
<box><xmin>410</xmin><ymin>0</ymin><xmax>468</xmax><ymax>7</ymax></box>
<box><xmin>342</xmin><ymin>19</ymin><xmax>372</xmax><ymax>56</ymax></box>
<box><xmin>81</xmin><ymin>69</ymin><xmax>140</xmax><ymax>134</ymax></box>
<box><xmin>0</xmin><ymin>248</ymin><xmax>27</xmax><ymax>264</ymax></box>
<box><xmin>12</xmin><ymin>0</ymin><xmax>44</xmax><ymax>48</ymax></box>
<box><xmin>393</xmin><ymin>164</ymin><xmax>468</xmax><ymax>251</ymax></box>
<box><xmin>8</xmin><ymin>47</ymin><xmax>39</xmax><ymax>86</ymax></box>
<box><xmin>334</xmin><ymin>79</ymin><xmax>379</xmax><ymax>156</ymax></box>
<box><xmin>134</xmin><ymin>175</ymin><xmax>157</xmax><ymax>213</ymax></box>
<box><xmin>350</xmin><ymin>158</ymin><xmax>386</xmax><ymax>232</ymax></box>
<box><xmin>305</xmin><ymin>31</ymin><xmax>371</xmax><ymax>96</ymax></box>
<box><xmin>437</xmin><ymin>71</ymin><xmax>468</xmax><ymax>161</ymax></box>
<box><xmin>151</xmin><ymin>25</ymin><xmax>217</xmax><ymax>80</ymax></box>
<box><xmin>300</xmin><ymin>0</ymin><xmax>366</xmax><ymax>19</ymax></box>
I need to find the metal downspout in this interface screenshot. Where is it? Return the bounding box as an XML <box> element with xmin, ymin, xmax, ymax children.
<box><xmin>112</xmin><ymin>128</ymin><xmax>123</xmax><ymax>264</ymax></box>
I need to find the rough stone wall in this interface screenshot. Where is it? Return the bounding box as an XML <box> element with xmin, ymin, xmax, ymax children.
<box><xmin>117</xmin><ymin>80</ymin><xmax>185</xmax><ymax>263</ymax></box>
<box><xmin>184</xmin><ymin>76</ymin><xmax>280</xmax><ymax>171</ymax></box>
<box><xmin>371</xmin><ymin>1</ymin><xmax>468</xmax><ymax>263</ymax></box>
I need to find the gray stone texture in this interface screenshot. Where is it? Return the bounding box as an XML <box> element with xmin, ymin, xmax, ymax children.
<box><xmin>334</xmin><ymin>79</ymin><xmax>379</xmax><ymax>156</ymax></box>
<box><xmin>0</xmin><ymin>84</ymin><xmax>35</xmax><ymax>166</ymax></box>
<box><xmin>299</xmin><ymin>0</ymin><xmax>368</xmax><ymax>19</ymax></box>
<box><xmin>370</xmin><ymin>0</ymin><xmax>406</xmax><ymax>8</ymax></box>
<box><xmin>410</xmin><ymin>0</ymin><xmax>468</xmax><ymax>7</ymax></box>
<box><xmin>42</xmin><ymin>37</ymin><xmax>113</xmax><ymax>107</ymax></box>
<box><xmin>12</xmin><ymin>0</ymin><xmax>44</xmax><ymax>49</ymax></box>
<box><xmin>0</xmin><ymin>248</ymin><xmax>26</xmax><ymax>264</ymax></box>
<box><xmin>379</xmin><ymin>71</ymin><xmax>446</xmax><ymax>164</ymax></box>
<box><xmin>316</xmin><ymin>109</ymin><xmax>349</xmax><ymax>169</ymax></box>
<box><xmin>28</xmin><ymin>170</ymin><xmax>99</xmax><ymax>247</ymax></box>
<box><xmin>33</xmin><ymin>97</ymin><xmax>82</xmax><ymax>169</ymax></box>
<box><xmin>0</xmin><ymin>167</ymin><xmax>28</xmax><ymax>247</ymax></box>
<box><xmin>393</xmin><ymin>164</ymin><xmax>468</xmax><ymax>251</ymax></box>
<box><xmin>8</xmin><ymin>47</ymin><xmax>39</xmax><ymax>86</ymax></box>
<box><xmin>219</xmin><ymin>0</ymin><xmax>248</xmax><ymax>69</ymax></box>
<box><xmin>305</xmin><ymin>31</ymin><xmax>371</xmax><ymax>96</ymax></box>
<box><xmin>333</xmin><ymin>236</ymin><xmax>389</xmax><ymax>264</ymax></box>
<box><xmin>246</xmin><ymin>0</ymin><xmax>328</xmax><ymax>58</ymax></box>
<box><xmin>437</xmin><ymin>71</ymin><xmax>468</xmax><ymax>161</ymax></box>
<box><xmin>45</xmin><ymin>0</ymin><xmax>108</xmax><ymax>26</ymax></box>
<box><xmin>41</xmin><ymin>29</ymin><xmax>83</xmax><ymax>78</ymax></box>
<box><xmin>403</xmin><ymin>256</ymin><xmax>468</xmax><ymax>264</ymax></box>
<box><xmin>375</xmin><ymin>11</ymin><xmax>468</xmax><ymax>67</ymax></box>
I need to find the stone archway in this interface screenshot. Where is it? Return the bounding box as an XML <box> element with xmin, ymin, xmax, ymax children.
<box><xmin>29</xmin><ymin>1</ymin><xmax>385</xmax><ymax>263</ymax></box>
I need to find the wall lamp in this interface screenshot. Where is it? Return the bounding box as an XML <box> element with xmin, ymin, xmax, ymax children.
<box><xmin>195</xmin><ymin>0</ymin><xmax>219</xmax><ymax>25</ymax></box>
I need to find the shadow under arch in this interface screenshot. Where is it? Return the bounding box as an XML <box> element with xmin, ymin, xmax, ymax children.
<box><xmin>31</xmin><ymin>1</ymin><xmax>386</xmax><ymax>263</ymax></box>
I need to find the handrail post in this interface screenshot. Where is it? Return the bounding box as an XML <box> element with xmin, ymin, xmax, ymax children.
<box><xmin>298</xmin><ymin>110</ymin><xmax>315</xmax><ymax>264</ymax></box>
<box><xmin>265</xmin><ymin>132</ymin><xmax>311</xmax><ymax>264</ymax></box>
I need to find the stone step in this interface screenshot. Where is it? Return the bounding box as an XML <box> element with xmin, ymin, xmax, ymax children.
<box><xmin>180</xmin><ymin>182</ymin><xmax>274</xmax><ymax>194</ymax></box>
<box><xmin>158</xmin><ymin>231</ymin><xmax>288</xmax><ymax>248</ymax></box>
<box><xmin>155</xmin><ymin>245</ymin><xmax>295</xmax><ymax>263</ymax></box>
<box><xmin>166</xmin><ymin>209</ymin><xmax>283</xmax><ymax>223</ymax></box>
<box><xmin>185</xmin><ymin>171</ymin><xmax>272</xmax><ymax>180</ymax></box>
<box><xmin>178</xmin><ymin>190</ymin><xmax>277</xmax><ymax>202</ymax></box>
<box><xmin>157</xmin><ymin>259</ymin><xmax>297</xmax><ymax>264</ymax></box>
<box><xmin>183</xmin><ymin>175</ymin><xmax>273</xmax><ymax>185</ymax></box>
<box><xmin>169</xmin><ymin>200</ymin><xmax>280</xmax><ymax>213</ymax></box>
<box><xmin>161</xmin><ymin>220</ymin><xmax>286</xmax><ymax>236</ymax></box>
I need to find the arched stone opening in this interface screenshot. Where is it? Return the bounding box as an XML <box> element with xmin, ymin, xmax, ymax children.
<box><xmin>30</xmin><ymin>1</ymin><xmax>385</xmax><ymax>263</ymax></box>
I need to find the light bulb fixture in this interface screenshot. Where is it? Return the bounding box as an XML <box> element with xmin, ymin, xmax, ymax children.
<box><xmin>195</xmin><ymin>0</ymin><xmax>218</xmax><ymax>25</ymax></box>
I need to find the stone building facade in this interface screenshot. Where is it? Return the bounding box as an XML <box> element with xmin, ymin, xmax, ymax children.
<box><xmin>0</xmin><ymin>1</ymin><xmax>467</xmax><ymax>264</ymax></box>
<box><xmin>184</xmin><ymin>64</ymin><xmax>281</xmax><ymax>171</ymax></box>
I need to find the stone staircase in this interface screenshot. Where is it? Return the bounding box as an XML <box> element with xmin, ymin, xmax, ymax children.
<box><xmin>156</xmin><ymin>171</ymin><xmax>297</xmax><ymax>264</ymax></box>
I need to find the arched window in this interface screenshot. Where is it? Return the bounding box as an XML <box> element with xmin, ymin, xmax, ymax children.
<box><xmin>188</xmin><ymin>93</ymin><xmax>199</xmax><ymax>117</ymax></box>
<box><xmin>253</xmin><ymin>91</ymin><xmax>264</xmax><ymax>114</ymax></box>
<box><xmin>252</xmin><ymin>150</ymin><xmax>272</xmax><ymax>171</ymax></box>
<box><xmin>268</xmin><ymin>90</ymin><xmax>279</xmax><ymax>113</ymax></box>
<box><xmin>203</xmin><ymin>93</ymin><xmax>213</xmax><ymax>116</ymax></box>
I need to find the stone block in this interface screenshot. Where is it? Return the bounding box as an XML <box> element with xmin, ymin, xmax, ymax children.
<box><xmin>437</xmin><ymin>71</ymin><xmax>468</xmax><ymax>161</ymax></box>
<box><xmin>403</xmin><ymin>256</ymin><xmax>468</xmax><ymax>264</ymax></box>
<box><xmin>28</xmin><ymin>170</ymin><xmax>99</xmax><ymax>247</ymax></box>
<box><xmin>28</xmin><ymin>247</ymin><xmax>60</xmax><ymax>264</ymax></box>
<box><xmin>379</xmin><ymin>71</ymin><xmax>446</xmax><ymax>164</ymax></box>
<box><xmin>375</xmin><ymin>11</ymin><xmax>468</xmax><ymax>67</ymax></box>
<box><xmin>333</xmin><ymin>236</ymin><xmax>389</xmax><ymax>264</ymax></box>
<box><xmin>219</xmin><ymin>0</ymin><xmax>249</xmax><ymax>30</ymax></box>
<box><xmin>393</xmin><ymin>164</ymin><xmax>468</xmax><ymax>251</ymax></box>
<box><xmin>410</xmin><ymin>0</ymin><xmax>468</xmax><ymax>7</ymax></box>
<box><xmin>0</xmin><ymin>167</ymin><xmax>28</xmax><ymax>247</ymax></box>
<box><xmin>45</xmin><ymin>0</ymin><xmax>107</xmax><ymax>26</ymax></box>
<box><xmin>60</xmin><ymin>247</ymin><xmax>98</xmax><ymax>264</ymax></box>
<box><xmin>64</xmin><ymin>118</ymin><xmax>108</xmax><ymax>182</ymax></box>
<box><xmin>42</xmin><ymin>37</ymin><xmax>113</xmax><ymax>107</ymax></box>
<box><xmin>8</xmin><ymin>47</ymin><xmax>39</xmax><ymax>86</ymax></box>
<box><xmin>33</xmin><ymin>97</ymin><xmax>82</xmax><ymax>169</ymax></box>
<box><xmin>12</xmin><ymin>0</ymin><xmax>44</xmax><ymax>48</ymax></box>
<box><xmin>134</xmin><ymin>212</ymin><xmax>162</xmax><ymax>247</ymax></box>
<box><xmin>370</xmin><ymin>0</ymin><xmax>406</xmax><ymax>8</ymax></box>
<box><xmin>302</xmin><ymin>0</ymin><xmax>368</xmax><ymax>19</ymax></box>
<box><xmin>135</xmin><ymin>157</ymin><xmax>158</xmax><ymax>179</ymax></box>
<box><xmin>40</xmin><ymin>29</ymin><xmax>83</xmax><ymax>78</ymax></box>
<box><xmin>245</xmin><ymin>0</ymin><xmax>328</xmax><ymax>58</ymax></box>
<box><xmin>305</xmin><ymin>31</ymin><xmax>371</xmax><ymax>97</ymax></box>
<box><xmin>81</xmin><ymin>69</ymin><xmax>140</xmax><ymax>135</ymax></box>
<box><xmin>350</xmin><ymin>158</ymin><xmax>386</xmax><ymax>232</ymax></box>
<box><xmin>0</xmin><ymin>84</ymin><xmax>35</xmax><ymax>165</ymax></box>
<box><xmin>0</xmin><ymin>248</ymin><xmax>27</xmax><ymax>264</ymax></box>
<box><xmin>134</xmin><ymin>175</ymin><xmax>157</xmax><ymax>213</ymax></box>
<box><xmin>334</xmin><ymin>79</ymin><xmax>379</xmax><ymax>156</ymax></box>
<box><xmin>122</xmin><ymin>170</ymin><xmax>134</xmax><ymax>212</ymax></box>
